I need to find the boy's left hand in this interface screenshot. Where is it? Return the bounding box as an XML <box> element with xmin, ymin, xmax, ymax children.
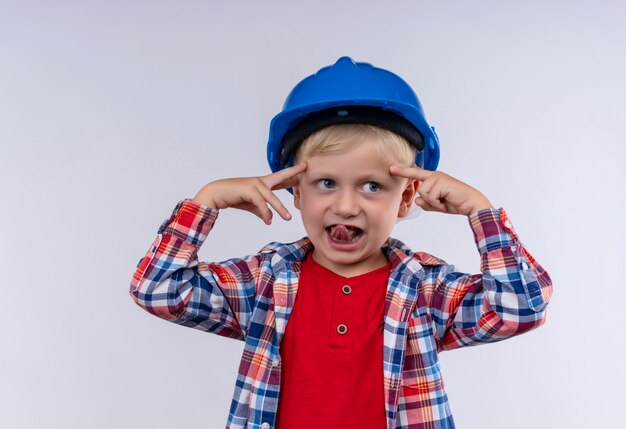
<box><xmin>390</xmin><ymin>165</ymin><xmax>493</xmax><ymax>217</ymax></box>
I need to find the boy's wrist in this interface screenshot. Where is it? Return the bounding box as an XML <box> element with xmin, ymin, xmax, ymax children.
<box><xmin>192</xmin><ymin>185</ymin><xmax>221</xmax><ymax>210</ymax></box>
<box><xmin>466</xmin><ymin>197</ymin><xmax>494</xmax><ymax>217</ymax></box>
<box><xmin>192</xmin><ymin>196</ymin><xmax>219</xmax><ymax>210</ymax></box>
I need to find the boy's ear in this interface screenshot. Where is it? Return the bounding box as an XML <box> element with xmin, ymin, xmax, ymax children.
<box><xmin>397</xmin><ymin>180</ymin><xmax>419</xmax><ymax>218</ymax></box>
<box><xmin>292</xmin><ymin>184</ymin><xmax>301</xmax><ymax>210</ymax></box>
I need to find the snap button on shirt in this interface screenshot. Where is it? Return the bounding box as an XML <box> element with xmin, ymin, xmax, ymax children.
<box><xmin>341</xmin><ymin>284</ymin><xmax>352</xmax><ymax>295</ymax></box>
<box><xmin>276</xmin><ymin>254</ymin><xmax>389</xmax><ymax>429</ymax></box>
<box><xmin>261</xmin><ymin>423</ymin><xmax>270</xmax><ymax>429</ymax></box>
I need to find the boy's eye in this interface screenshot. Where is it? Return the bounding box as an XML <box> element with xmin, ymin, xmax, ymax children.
<box><xmin>362</xmin><ymin>182</ymin><xmax>381</xmax><ymax>193</ymax></box>
<box><xmin>316</xmin><ymin>179</ymin><xmax>336</xmax><ymax>189</ymax></box>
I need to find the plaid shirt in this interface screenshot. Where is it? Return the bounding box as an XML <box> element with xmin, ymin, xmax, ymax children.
<box><xmin>130</xmin><ymin>199</ymin><xmax>552</xmax><ymax>429</ymax></box>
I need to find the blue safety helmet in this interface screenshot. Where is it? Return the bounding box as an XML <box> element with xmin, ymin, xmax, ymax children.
<box><xmin>267</xmin><ymin>56</ymin><xmax>440</xmax><ymax>175</ymax></box>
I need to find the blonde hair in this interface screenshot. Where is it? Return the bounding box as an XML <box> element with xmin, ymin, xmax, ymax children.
<box><xmin>293</xmin><ymin>123</ymin><xmax>416</xmax><ymax>166</ymax></box>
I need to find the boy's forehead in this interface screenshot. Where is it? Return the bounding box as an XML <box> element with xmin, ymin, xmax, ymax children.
<box><xmin>306</xmin><ymin>143</ymin><xmax>394</xmax><ymax>167</ymax></box>
<box><xmin>304</xmin><ymin>150</ymin><xmax>396</xmax><ymax>179</ymax></box>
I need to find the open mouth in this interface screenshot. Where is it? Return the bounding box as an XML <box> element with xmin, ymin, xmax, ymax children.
<box><xmin>326</xmin><ymin>224</ymin><xmax>364</xmax><ymax>244</ymax></box>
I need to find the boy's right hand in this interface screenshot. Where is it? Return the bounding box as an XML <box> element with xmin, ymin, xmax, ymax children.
<box><xmin>192</xmin><ymin>162</ymin><xmax>307</xmax><ymax>225</ymax></box>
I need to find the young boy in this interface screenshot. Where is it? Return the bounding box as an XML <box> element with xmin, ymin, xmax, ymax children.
<box><xmin>130</xmin><ymin>57</ymin><xmax>552</xmax><ymax>429</ymax></box>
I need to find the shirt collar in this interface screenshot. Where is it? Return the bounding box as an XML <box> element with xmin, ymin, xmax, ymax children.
<box><xmin>263</xmin><ymin>236</ymin><xmax>443</xmax><ymax>277</ymax></box>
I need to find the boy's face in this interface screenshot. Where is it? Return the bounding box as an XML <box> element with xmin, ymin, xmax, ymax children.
<box><xmin>292</xmin><ymin>139</ymin><xmax>417</xmax><ymax>277</ymax></box>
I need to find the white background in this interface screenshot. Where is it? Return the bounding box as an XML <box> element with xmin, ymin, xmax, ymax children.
<box><xmin>1</xmin><ymin>1</ymin><xmax>624</xmax><ymax>428</ymax></box>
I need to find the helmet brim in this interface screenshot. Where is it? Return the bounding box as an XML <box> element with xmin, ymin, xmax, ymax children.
<box><xmin>267</xmin><ymin>98</ymin><xmax>439</xmax><ymax>175</ymax></box>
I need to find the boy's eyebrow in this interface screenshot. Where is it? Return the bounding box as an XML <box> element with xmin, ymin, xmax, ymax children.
<box><xmin>306</xmin><ymin>170</ymin><xmax>394</xmax><ymax>182</ymax></box>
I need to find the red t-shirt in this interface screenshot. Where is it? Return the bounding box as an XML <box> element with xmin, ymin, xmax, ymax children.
<box><xmin>275</xmin><ymin>253</ymin><xmax>389</xmax><ymax>428</ymax></box>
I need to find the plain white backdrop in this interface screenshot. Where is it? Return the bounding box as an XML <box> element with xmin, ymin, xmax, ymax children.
<box><xmin>1</xmin><ymin>1</ymin><xmax>624</xmax><ymax>428</ymax></box>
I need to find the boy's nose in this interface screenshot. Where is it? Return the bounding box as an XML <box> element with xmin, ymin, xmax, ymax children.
<box><xmin>331</xmin><ymin>190</ymin><xmax>361</xmax><ymax>217</ymax></box>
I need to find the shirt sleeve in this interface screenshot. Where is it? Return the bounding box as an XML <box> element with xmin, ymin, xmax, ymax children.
<box><xmin>429</xmin><ymin>207</ymin><xmax>553</xmax><ymax>351</ymax></box>
<box><xmin>129</xmin><ymin>199</ymin><xmax>265</xmax><ymax>340</ymax></box>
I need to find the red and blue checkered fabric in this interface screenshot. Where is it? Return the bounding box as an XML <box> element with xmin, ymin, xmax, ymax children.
<box><xmin>130</xmin><ymin>199</ymin><xmax>552</xmax><ymax>429</ymax></box>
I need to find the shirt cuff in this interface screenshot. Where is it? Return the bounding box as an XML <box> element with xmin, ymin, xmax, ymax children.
<box><xmin>467</xmin><ymin>207</ymin><xmax>520</xmax><ymax>255</ymax></box>
<box><xmin>157</xmin><ymin>199</ymin><xmax>219</xmax><ymax>247</ymax></box>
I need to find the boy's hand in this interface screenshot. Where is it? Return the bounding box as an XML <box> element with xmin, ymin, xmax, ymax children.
<box><xmin>193</xmin><ymin>162</ymin><xmax>307</xmax><ymax>225</ymax></box>
<box><xmin>389</xmin><ymin>165</ymin><xmax>493</xmax><ymax>216</ymax></box>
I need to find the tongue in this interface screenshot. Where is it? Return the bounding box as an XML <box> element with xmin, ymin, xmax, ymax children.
<box><xmin>330</xmin><ymin>225</ymin><xmax>358</xmax><ymax>242</ymax></box>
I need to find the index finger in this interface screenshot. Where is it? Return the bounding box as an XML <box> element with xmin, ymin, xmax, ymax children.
<box><xmin>264</xmin><ymin>162</ymin><xmax>308</xmax><ymax>190</ymax></box>
<box><xmin>389</xmin><ymin>164</ymin><xmax>434</xmax><ymax>181</ymax></box>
